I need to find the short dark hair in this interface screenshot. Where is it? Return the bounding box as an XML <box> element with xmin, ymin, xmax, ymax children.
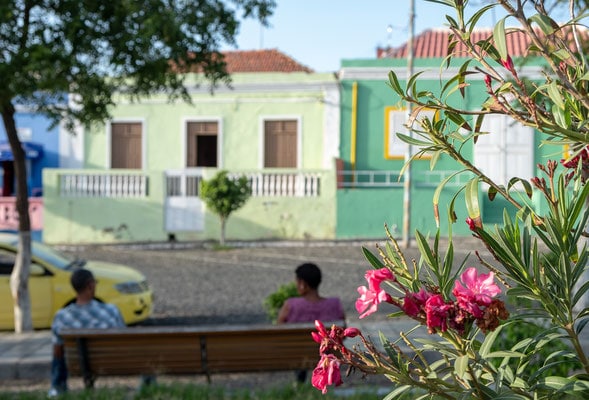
<box><xmin>70</xmin><ymin>269</ymin><xmax>95</xmax><ymax>292</ymax></box>
<box><xmin>295</xmin><ymin>263</ymin><xmax>322</xmax><ymax>289</ymax></box>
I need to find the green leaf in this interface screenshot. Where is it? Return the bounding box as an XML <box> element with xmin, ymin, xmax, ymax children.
<box><xmin>573</xmin><ymin>281</ymin><xmax>589</xmax><ymax>310</ymax></box>
<box><xmin>467</xmin><ymin>3</ymin><xmax>497</xmax><ymax>32</ymax></box>
<box><xmin>429</xmin><ymin>150</ymin><xmax>441</xmax><ymax>170</ymax></box>
<box><xmin>433</xmin><ymin>170</ymin><xmax>464</xmax><ymax>208</ymax></box>
<box><xmin>537</xmin><ymin>376</ymin><xmax>570</xmax><ymax>390</ymax></box>
<box><xmin>575</xmin><ymin>317</ymin><xmax>589</xmax><ymax>335</ymax></box>
<box><xmin>396</xmin><ymin>132</ymin><xmax>432</xmax><ymax>146</ymax></box>
<box><xmin>415</xmin><ymin>231</ymin><xmax>437</xmax><ymax>270</ymax></box>
<box><xmin>548</xmin><ymin>81</ymin><xmax>565</xmax><ymax>110</ymax></box>
<box><xmin>388</xmin><ymin>71</ymin><xmax>403</xmax><ymax>95</ymax></box>
<box><xmin>485</xmin><ymin>350</ymin><xmax>526</xmax><ymax>358</ymax></box>
<box><xmin>488</xmin><ymin>185</ymin><xmax>498</xmax><ymax>201</ymax></box>
<box><xmin>528</xmin><ymin>13</ymin><xmax>556</xmax><ymax>35</ymax></box>
<box><xmin>507</xmin><ymin>177</ymin><xmax>533</xmax><ymax>198</ymax></box>
<box><xmin>454</xmin><ymin>355</ymin><xmax>468</xmax><ymax>379</ymax></box>
<box><xmin>493</xmin><ymin>17</ymin><xmax>508</xmax><ymax>61</ymax></box>
<box><xmin>552</xmin><ymin>48</ymin><xmax>572</xmax><ymax>62</ymax></box>
<box><xmin>407</xmin><ymin>71</ymin><xmax>426</xmax><ymax>96</ymax></box>
<box><xmin>383</xmin><ymin>385</ymin><xmax>411</xmax><ymax>400</ymax></box>
<box><xmin>480</xmin><ymin>324</ymin><xmax>502</xmax><ymax>357</ymax></box>
<box><xmin>465</xmin><ymin>177</ymin><xmax>480</xmax><ymax>219</ymax></box>
<box><xmin>362</xmin><ymin>246</ymin><xmax>385</xmax><ymax>269</ymax></box>
<box><xmin>492</xmin><ymin>394</ymin><xmax>532</xmax><ymax>400</ymax></box>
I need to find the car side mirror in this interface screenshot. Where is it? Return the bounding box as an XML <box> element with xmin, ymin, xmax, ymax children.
<box><xmin>30</xmin><ymin>263</ymin><xmax>47</xmax><ymax>276</ymax></box>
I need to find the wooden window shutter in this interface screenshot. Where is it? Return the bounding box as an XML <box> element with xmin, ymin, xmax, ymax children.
<box><xmin>111</xmin><ymin>122</ymin><xmax>142</xmax><ymax>169</ymax></box>
<box><xmin>264</xmin><ymin>120</ymin><xmax>297</xmax><ymax>168</ymax></box>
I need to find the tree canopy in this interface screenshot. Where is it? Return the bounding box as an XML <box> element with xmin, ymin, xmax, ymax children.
<box><xmin>200</xmin><ymin>171</ymin><xmax>251</xmax><ymax>245</ymax></box>
<box><xmin>0</xmin><ymin>0</ymin><xmax>275</xmax><ymax>125</ymax></box>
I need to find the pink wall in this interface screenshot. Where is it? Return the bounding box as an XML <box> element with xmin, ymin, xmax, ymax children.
<box><xmin>0</xmin><ymin>197</ymin><xmax>43</xmax><ymax>231</ymax></box>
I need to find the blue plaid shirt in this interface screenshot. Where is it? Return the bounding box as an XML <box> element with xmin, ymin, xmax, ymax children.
<box><xmin>51</xmin><ymin>300</ymin><xmax>125</xmax><ymax>345</ymax></box>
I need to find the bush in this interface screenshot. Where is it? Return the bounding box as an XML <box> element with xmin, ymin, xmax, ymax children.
<box><xmin>263</xmin><ymin>282</ymin><xmax>299</xmax><ymax>323</ymax></box>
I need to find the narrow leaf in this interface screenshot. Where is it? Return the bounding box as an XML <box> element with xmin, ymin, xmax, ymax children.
<box><xmin>362</xmin><ymin>247</ymin><xmax>385</xmax><ymax>269</ymax></box>
<box><xmin>454</xmin><ymin>355</ymin><xmax>468</xmax><ymax>378</ymax></box>
<box><xmin>465</xmin><ymin>177</ymin><xmax>481</xmax><ymax>219</ymax></box>
<box><xmin>493</xmin><ymin>18</ymin><xmax>508</xmax><ymax>61</ymax></box>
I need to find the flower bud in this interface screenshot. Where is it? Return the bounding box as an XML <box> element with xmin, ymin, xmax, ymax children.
<box><xmin>501</xmin><ymin>56</ymin><xmax>514</xmax><ymax>71</ymax></box>
<box><xmin>343</xmin><ymin>327</ymin><xmax>360</xmax><ymax>338</ymax></box>
<box><xmin>484</xmin><ymin>74</ymin><xmax>492</xmax><ymax>93</ymax></box>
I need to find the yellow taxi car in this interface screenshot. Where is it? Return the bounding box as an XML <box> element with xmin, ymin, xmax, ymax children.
<box><xmin>0</xmin><ymin>234</ymin><xmax>153</xmax><ymax>330</ymax></box>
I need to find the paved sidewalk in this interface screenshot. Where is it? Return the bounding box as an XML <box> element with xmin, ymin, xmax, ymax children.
<box><xmin>0</xmin><ymin>330</ymin><xmax>52</xmax><ymax>380</ymax></box>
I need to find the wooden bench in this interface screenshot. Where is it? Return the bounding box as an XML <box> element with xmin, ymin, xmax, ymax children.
<box><xmin>61</xmin><ymin>323</ymin><xmax>322</xmax><ymax>388</ymax></box>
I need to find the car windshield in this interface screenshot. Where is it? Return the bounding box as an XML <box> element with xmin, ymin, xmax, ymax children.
<box><xmin>31</xmin><ymin>241</ymin><xmax>80</xmax><ymax>270</ymax></box>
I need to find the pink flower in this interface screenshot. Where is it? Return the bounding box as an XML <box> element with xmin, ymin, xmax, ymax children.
<box><xmin>312</xmin><ymin>354</ymin><xmax>343</xmax><ymax>394</ymax></box>
<box><xmin>355</xmin><ymin>284</ymin><xmax>393</xmax><ymax>319</ymax></box>
<box><xmin>453</xmin><ymin>267</ymin><xmax>501</xmax><ymax>318</ymax></box>
<box><xmin>365</xmin><ymin>268</ymin><xmax>395</xmax><ymax>291</ymax></box>
<box><xmin>402</xmin><ymin>288</ymin><xmax>431</xmax><ymax>318</ymax></box>
<box><xmin>561</xmin><ymin>146</ymin><xmax>589</xmax><ymax>168</ymax></box>
<box><xmin>312</xmin><ymin>320</ymin><xmax>347</xmax><ymax>354</ymax></box>
<box><xmin>425</xmin><ymin>294</ymin><xmax>453</xmax><ymax>333</ymax></box>
<box><xmin>355</xmin><ymin>268</ymin><xmax>394</xmax><ymax>318</ymax></box>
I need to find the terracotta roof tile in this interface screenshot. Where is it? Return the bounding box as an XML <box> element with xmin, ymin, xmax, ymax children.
<box><xmin>377</xmin><ymin>27</ymin><xmax>589</xmax><ymax>59</ymax></box>
<box><xmin>221</xmin><ymin>49</ymin><xmax>313</xmax><ymax>73</ymax></box>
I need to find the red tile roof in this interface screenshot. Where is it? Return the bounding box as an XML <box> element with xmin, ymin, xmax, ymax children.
<box><xmin>221</xmin><ymin>49</ymin><xmax>313</xmax><ymax>73</ymax></box>
<box><xmin>377</xmin><ymin>27</ymin><xmax>588</xmax><ymax>59</ymax></box>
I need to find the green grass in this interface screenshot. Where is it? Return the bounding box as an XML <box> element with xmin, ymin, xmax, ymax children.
<box><xmin>0</xmin><ymin>383</ymin><xmax>386</xmax><ymax>400</ymax></box>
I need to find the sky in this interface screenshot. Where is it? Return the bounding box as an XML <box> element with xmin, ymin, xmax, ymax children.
<box><xmin>222</xmin><ymin>0</ymin><xmax>515</xmax><ymax>72</ymax></box>
<box><xmin>223</xmin><ymin>0</ymin><xmax>566</xmax><ymax>72</ymax></box>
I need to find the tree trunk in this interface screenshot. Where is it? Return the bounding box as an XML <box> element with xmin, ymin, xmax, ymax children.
<box><xmin>220</xmin><ymin>217</ymin><xmax>226</xmax><ymax>246</ymax></box>
<box><xmin>1</xmin><ymin>102</ymin><xmax>33</xmax><ymax>333</ymax></box>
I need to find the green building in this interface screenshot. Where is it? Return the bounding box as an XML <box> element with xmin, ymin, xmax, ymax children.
<box><xmin>336</xmin><ymin>28</ymin><xmax>549</xmax><ymax>240</ymax></box>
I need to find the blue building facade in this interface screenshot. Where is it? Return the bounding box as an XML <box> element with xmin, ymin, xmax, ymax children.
<box><xmin>0</xmin><ymin>107</ymin><xmax>61</xmax><ymax>196</ymax></box>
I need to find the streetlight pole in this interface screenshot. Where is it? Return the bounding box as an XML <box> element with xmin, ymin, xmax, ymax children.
<box><xmin>402</xmin><ymin>0</ymin><xmax>415</xmax><ymax>248</ymax></box>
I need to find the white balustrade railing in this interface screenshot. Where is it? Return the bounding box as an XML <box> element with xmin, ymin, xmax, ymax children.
<box><xmin>239</xmin><ymin>172</ymin><xmax>321</xmax><ymax>197</ymax></box>
<box><xmin>60</xmin><ymin>173</ymin><xmax>148</xmax><ymax>198</ymax></box>
<box><xmin>165</xmin><ymin>171</ymin><xmax>201</xmax><ymax>197</ymax></box>
<box><xmin>165</xmin><ymin>170</ymin><xmax>322</xmax><ymax>198</ymax></box>
<box><xmin>419</xmin><ymin>170</ymin><xmax>474</xmax><ymax>187</ymax></box>
<box><xmin>337</xmin><ymin>170</ymin><xmax>403</xmax><ymax>188</ymax></box>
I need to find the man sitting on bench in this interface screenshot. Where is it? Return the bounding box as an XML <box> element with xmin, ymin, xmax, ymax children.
<box><xmin>49</xmin><ymin>269</ymin><xmax>125</xmax><ymax>397</ymax></box>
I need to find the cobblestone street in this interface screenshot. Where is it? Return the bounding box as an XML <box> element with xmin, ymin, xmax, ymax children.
<box><xmin>60</xmin><ymin>237</ymin><xmax>489</xmax><ymax>326</ymax></box>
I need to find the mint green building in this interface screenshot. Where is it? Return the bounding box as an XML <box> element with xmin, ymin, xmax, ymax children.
<box><xmin>43</xmin><ymin>50</ymin><xmax>340</xmax><ymax>244</ymax></box>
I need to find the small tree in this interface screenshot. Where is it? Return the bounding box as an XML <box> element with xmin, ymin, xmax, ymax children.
<box><xmin>200</xmin><ymin>171</ymin><xmax>251</xmax><ymax>246</ymax></box>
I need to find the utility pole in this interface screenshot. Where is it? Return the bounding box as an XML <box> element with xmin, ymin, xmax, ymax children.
<box><xmin>402</xmin><ymin>0</ymin><xmax>415</xmax><ymax>248</ymax></box>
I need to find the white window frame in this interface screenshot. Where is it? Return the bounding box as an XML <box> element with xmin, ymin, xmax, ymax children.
<box><xmin>384</xmin><ymin>106</ymin><xmax>435</xmax><ymax>160</ymax></box>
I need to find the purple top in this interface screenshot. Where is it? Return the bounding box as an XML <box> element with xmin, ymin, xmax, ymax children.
<box><xmin>283</xmin><ymin>297</ymin><xmax>345</xmax><ymax>323</ymax></box>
